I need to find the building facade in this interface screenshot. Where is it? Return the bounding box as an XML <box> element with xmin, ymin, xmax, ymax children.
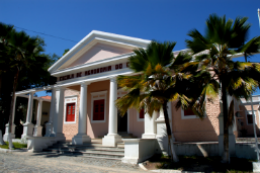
<box><xmin>4</xmin><ymin>31</ymin><xmax>260</xmax><ymax>162</ymax></box>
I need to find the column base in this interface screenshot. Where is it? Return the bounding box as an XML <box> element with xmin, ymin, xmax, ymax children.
<box><xmin>3</xmin><ymin>123</ymin><xmax>16</xmax><ymax>141</ymax></box>
<box><xmin>72</xmin><ymin>133</ymin><xmax>91</xmax><ymax>145</ymax></box>
<box><xmin>142</xmin><ymin>133</ymin><xmax>157</xmax><ymax>139</ymax></box>
<box><xmin>102</xmin><ymin>134</ymin><xmax>122</xmax><ymax>147</ymax></box>
<box><xmin>55</xmin><ymin>133</ymin><xmax>66</xmax><ymax>142</ymax></box>
<box><xmin>33</xmin><ymin>125</ymin><xmax>43</xmax><ymax>137</ymax></box>
<box><xmin>44</xmin><ymin>122</ymin><xmax>54</xmax><ymax>137</ymax></box>
<box><xmin>21</xmin><ymin>122</ymin><xmax>34</xmax><ymax>141</ymax></box>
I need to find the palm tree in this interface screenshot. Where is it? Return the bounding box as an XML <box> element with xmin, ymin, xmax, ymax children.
<box><xmin>0</xmin><ymin>23</ymin><xmax>46</xmax><ymax>149</ymax></box>
<box><xmin>185</xmin><ymin>14</ymin><xmax>260</xmax><ymax>163</ymax></box>
<box><xmin>116</xmin><ymin>41</ymin><xmax>196</xmax><ymax>162</ymax></box>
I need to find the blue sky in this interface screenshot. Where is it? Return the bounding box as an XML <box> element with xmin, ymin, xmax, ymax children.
<box><xmin>1</xmin><ymin>0</ymin><xmax>260</xmax><ymax>96</ymax></box>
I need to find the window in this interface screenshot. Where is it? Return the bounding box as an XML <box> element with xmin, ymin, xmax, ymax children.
<box><xmin>66</xmin><ymin>103</ymin><xmax>76</xmax><ymax>122</ymax></box>
<box><xmin>91</xmin><ymin>91</ymin><xmax>107</xmax><ymax>123</ymax></box>
<box><xmin>181</xmin><ymin>108</ymin><xmax>197</xmax><ymax>119</ymax></box>
<box><xmin>137</xmin><ymin>108</ymin><xmax>144</xmax><ymax>121</ymax></box>
<box><xmin>93</xmin><ymin>99</ymin><xmax>105</xmax><ymax>120</ymax></box>
<box><xmin>247</xmin><ymin>111</ymin><xmax>256</xmax><ymax>125</ymax></box>
<box><xmin>184</xmin><ymin>108</ymin><xmax>194</xmax><ymax>116</ymax></box>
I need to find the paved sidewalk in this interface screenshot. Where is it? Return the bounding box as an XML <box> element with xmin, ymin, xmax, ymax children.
<box><xmin>0</xmin><ymin>152</ymin><xmax>147</xmax><ymax>173</ymax></box>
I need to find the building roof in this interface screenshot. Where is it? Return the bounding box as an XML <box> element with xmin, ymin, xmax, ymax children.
<box><xmin>40</xmin><ymin>96</ymin><xmax>51</xmax><ymax>100</ymax></box>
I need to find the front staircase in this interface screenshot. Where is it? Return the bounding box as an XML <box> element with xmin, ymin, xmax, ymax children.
<box><xmin>41</xmin><ymin>139</ymin><xmax>125</xmax><ymax>160</ymax></box>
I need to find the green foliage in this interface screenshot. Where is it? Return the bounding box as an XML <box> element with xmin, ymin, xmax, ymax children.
<box><xmin>0</xmin><ymin>22</ymin><xmax>57</xmax><ymax>134</ymax></box>
<box><xmin>116</xmin><ymin>41</ymin><xmax>195</xmax><ymax>117</ymax></box>
<box><xmin>0</xmin><ymin>142</ymin><xmax>27</xmax><ymax>149</ymax></box>
<box><xmin>153</xmin><ymin>155</ymin><xmax>253</xmax><ymax>172</ymax></box>
<box><xmin>184</xmin><ymin>14</ymin><xmax>260</xmax><ymax>163</ymax></box>
<box><xmin>62</xmin><ymin>49</ymin><xmax>70</xmax><ymax>56</ymax></box>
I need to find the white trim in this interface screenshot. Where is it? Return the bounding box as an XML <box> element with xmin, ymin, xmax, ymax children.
<box><xmin>48</xmin><ymin>30</ymin><xmax>151</xmax><ymax>73</ymax></box>
<box><xmin>56</xmin><ymin>68</ymin><xmax>133</xmax><ymax>88</ymax></box>
<box><xmin>63</xmin><ymin>96</ymin><xmax>78</xmax><ymax>124</ymax></box>
<box><xmin>52</xmin><ymin>53</ymin><xmax>134</xmax><ymax>76</ymax></box>
<box><xmin>91</xmin><ymin>91</ymin><xmax>107</xmax><ymax>123</ymax></box>
<box><xmin>137</xmin><ymin>109</ymin><xmax>144</xmax><ymax>122</ymax></box>
<box><xmin>181</xmin><ymin>109</ymin><xmax>197</xmax><ymax>119</ymax></box>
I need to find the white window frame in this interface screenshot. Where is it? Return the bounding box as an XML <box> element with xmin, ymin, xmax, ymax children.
<box><xmin>91</xmin><ymin>91</ymin><xmax>107</xmax><ymax>123</ymax></box>
<box><xmin>63</xmin><ymin>95</ymin><xmax>78</xmax><ymax>124</ymax></box>
<box><xmin>137</xmin><ymin>108</ymin><xmax>144</xmax><ymax>122</ymax></box>
<box><xmin>181</xmin><ymin>108</ymin><xmax>197</xmax><ymax>119</ymax></box>
<box><xmin>246</xmin><ymin>110</ymin><xmax>257</xmax><ymax>125</ymax></box>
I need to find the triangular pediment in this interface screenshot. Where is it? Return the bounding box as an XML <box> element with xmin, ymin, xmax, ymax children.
<box><xmin>48</xmin><ymin>30</ymin><xmax>151</xmax><ymax>75</ymax></box>
<box><xmin>60</xmin><ymin>43</ymin><xmax>133</xmax><ymax>70</ymax></box>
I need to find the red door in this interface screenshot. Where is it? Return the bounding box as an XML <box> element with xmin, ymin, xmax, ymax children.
<box><xmin>66</xmin><ymin>103</ymin><xmax>75</xmax><ymax>122</ymax></box>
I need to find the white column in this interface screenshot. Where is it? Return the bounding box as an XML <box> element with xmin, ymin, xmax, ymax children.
<box><xmin>21</xmin><ymin>92</ymin><xmax>35</xmax><ymax>139</ymax></box>
<box><xmin>53</xmin><ymin>87</ymin><xmax>66</xmax><ymax>141</ymax></box>
<box><xmin>102</xmin><ymin>77</ymin><xmax>122</xmax><ymax>147</ymax></box>
<box><xmin>3</xmin><ymin>96</ymin><xmax>17</xmax><ymax>141</ymax></box>
<box><xmin>155</xmin><ymin>103</ymin><xmax>175</xmax><ymax>156</ymax></box>
<box><xmin>142</xmin><ymin>109</ymin><xmax>157</xmax><ymax>139</ymax></box>
<box><xmin>45</xmin><ymin>88</ymin><xmax>56</xmax><ymax>137</ymax></box>
<box><xmin>33</xmin><ymin>99</ymin><xmax>43</xmax><ymax>137</ymax></box>
<box><xmin>72</xmin><ymin>82</ymin><xmax>91</xmax><ymax>144</ymax></box>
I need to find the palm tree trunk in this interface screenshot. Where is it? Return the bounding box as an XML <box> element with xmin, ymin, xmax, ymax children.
<box><xmin>221</xmin><ymin>81</ymin><xmax>230</xmax><ymax>163</ymax></box>
<box><xmin>0</xmin><ymin>130</ymin><xmax>5</xmax><ymax>145</ymax></box>
<box><xmin>162</xmin><ymin>102</ymin><xmax>179</xmax><ymax>162</ymax></box>
<box><xmin>8</xmin><ymin>69</ymin><xmax>19</xmax><ymax>149</ymax></box>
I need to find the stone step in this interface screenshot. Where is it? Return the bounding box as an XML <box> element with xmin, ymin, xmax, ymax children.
<box><xmin>43</xmin><ymin>149</ymin><xmax>124</xmax><ymax>158</ymax></box>
<box><xmin>117</xmin><ymin>142</ymin><xmax>125</xmax><ymax>148</ymax></box>
<box><xmin>236</xmin><ymin>138</ymin><xmax>260</xmax><ymax>143</ymax></box>
<box><xmin>37</xmin><ymin>151</ymin><xmax>122</xmax><ymax>160</ymax></box>
<box><xmin>48</xmin><ymin>146</ymin><xmax>124</xmax><ymax>152</ymax></box>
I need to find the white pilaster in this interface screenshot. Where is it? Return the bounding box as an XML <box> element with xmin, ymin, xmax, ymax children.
<box><xmin>102</xmin><ymin>77</ymin><xmax>122</xmax><ymax>147</ymax></box>
<box><xmin>53</xmin><ymin>87</ymin><xmax>66</xmax><ymax>141</ymax></box>
<box><xmin>33</xmin><ymin>99</ymin><xmax>43</xmax><ymax>137</ymax></box>
<box><xmin>21</xmin><ymin>92</ymin><xmax>35</xmax><ymax>140</ymax></box>
<box><xmin>72</xmin><ymin>83</ymin><xmax>91</xmax><ymax>144</ymax></box>
<box><xmin>45</xmin><ymin>88</ymin><xmax>56</xmax><ymax>137</ymax></box>
<box><xmin>3</xmin><ymin>96</ymin><xmax>17</xmax><ymax>141</ymax></box>
<box><xmin>142</xmin><ymin>110</ymin><xmax>157</xmax><ymax>139</ymax></box>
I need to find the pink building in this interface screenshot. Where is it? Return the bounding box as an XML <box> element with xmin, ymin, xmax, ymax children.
<box><xmin>4</xmin><ymin>31</ymin><xmax>260</xmax><ymax>163</ymax></box>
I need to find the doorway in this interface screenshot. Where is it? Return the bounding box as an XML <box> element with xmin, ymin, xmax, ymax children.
<box><xmin>118</xmin><ymin>111</ymin><xmax>127</xmax><ymax>132</ymax></box>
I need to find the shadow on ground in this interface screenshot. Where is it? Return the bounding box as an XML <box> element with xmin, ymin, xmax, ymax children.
<box><xmin>144</xmin><ymin>154</ymin><xmax>254</xmax><ymax>173</ymax></box>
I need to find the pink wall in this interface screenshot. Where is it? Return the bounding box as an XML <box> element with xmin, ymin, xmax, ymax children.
<box><xmin>65</xmin><ymin>43</ymin><xmax>132</xmax><ymax>69</ymax></box>
<box><xmin>237</xmin><ymin>104</ymin><xmax>260</xmax><ymax>136</ymax></box>
<box><xmin>128</xmin><ymin>108</ymin><xmax>144</xmax><ymax>138</ymax></box>
<box><xmin>86</xmin><ymin>80</ymin><xmax>110</xmax><ymax>138</ymax></box>
<box><xmin>62</xmin><ymin>90</ymin><xmax>80</xmax><ymax>140</ymax></box>
<box><xmin>172</xmin><ymin>98</ymin><xmax>221</xmax><ymax>142</ymax></box>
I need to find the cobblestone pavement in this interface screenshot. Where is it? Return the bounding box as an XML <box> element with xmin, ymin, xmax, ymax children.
<box><xmin>0</xmin><ymin>152</ymin><xmax>147</xmax><ymax>173</ymax></box>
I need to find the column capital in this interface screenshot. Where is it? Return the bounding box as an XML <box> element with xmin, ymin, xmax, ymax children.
<box><xmin>28</xmin><ymin>91</ymin><xmax>36</xmax><ymax>95</ymax></box>
<box><xmin>55</xmin><ymin>86</ymin><xmax>66</xmax><ymax>91</ymax></box>
<box><xmin>108</xmin><ymin>76</ymin><xmax>117</xmax><ymax>81</ymax></box>
<box><xmin>80</xmin><ymin>82</ymin><xmax>90</xmax><ymax>87</ymax></box>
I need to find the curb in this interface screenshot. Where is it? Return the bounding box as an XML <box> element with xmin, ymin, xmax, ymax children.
<box><xmin>138</xmin><ymin>163</ymin><xmax>148</xmax><ymax>171</ymax></box>
<box><xmin>0</xmin><ymin>148</ymin><xmax>28</xmax><ymax>153</ymax></box>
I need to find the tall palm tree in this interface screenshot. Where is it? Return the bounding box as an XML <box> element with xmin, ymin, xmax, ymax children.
<box><xmin>116</xmin><ymin>41</ymin><xmax>196</xmax><ymax>162</ymax></box>
<box><xmin>185</xmin><ymin>14</ymin><xmax>260</xmax><ymax>163</ymax></box>
<box><xmin>0</xmin><ymin>23</ymin><xmax>46</xmax><ymax>149</ymax></box>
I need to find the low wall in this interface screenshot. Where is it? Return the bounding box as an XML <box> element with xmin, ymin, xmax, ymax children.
<box><xmin>27</xmin><ymin>137</ymin><xmax>56</xmax><ymax>152</ymax></box>
<box><xmin>235</xmin><ymin>144</ymin><xmax>259</xmax><ymax>160</ymax></box>
<box><xmin>122</xmin><ymin>139</ymin><xmax>157</xmax><ymax>164</ymax></box>
<box><xmin>173</xmin><ymin>142</ymin><xmax>219</xmax><ymax>157</ymax></box>
<box><xmin>172</xmin><ymin>143</ymin><xmax>259</xmax><ymax>160</ymax></box>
